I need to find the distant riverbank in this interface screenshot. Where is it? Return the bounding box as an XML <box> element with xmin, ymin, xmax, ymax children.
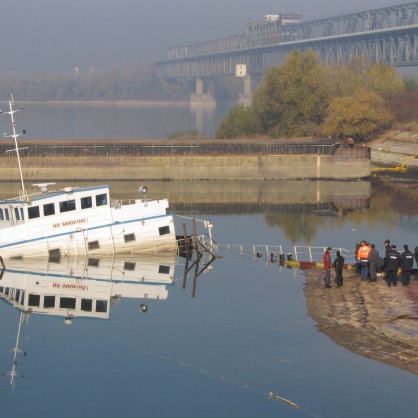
<box><xmin>18</xmin><ymin>99</ymin><xmax>190</xmax><ymax>107</ymax></box>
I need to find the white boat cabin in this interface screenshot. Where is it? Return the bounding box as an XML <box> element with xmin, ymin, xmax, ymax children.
<box><xmin>0</xmin><ymin>184</ymin><xmax>109</xmax><ymax>228</ymax></box>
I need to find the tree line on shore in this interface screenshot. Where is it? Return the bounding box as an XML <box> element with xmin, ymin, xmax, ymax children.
<box><xmin>1</xmin><ymin>52</ymin><xmax>417</xmax><ymax>142</ymax></box>
<box><xmin>0</xmin><ymin>63</ymin><xmax>193</xmax><ymax>102</ymax></box>
<box><xmin>217</xmin><ymin>50</ymin><xmax>418</xmax><ymax>141</ymax></box>
<box><xmin>0</xmin><ymin>63</ymin><xmax>244</xmax><ymax>103</ymax></box>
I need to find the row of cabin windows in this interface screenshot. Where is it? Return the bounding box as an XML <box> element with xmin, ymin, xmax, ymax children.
<box><xmin>27</xmin><ymin>293</ymin><xmax>108</xmax><ymax>312</ymax></box>
<box><xmin>0</xmin><ymin>287</ymin><xmax>107</xmax><ymax>312</ymax></box>
<box><xmin>0</xmin><ymin>193</ymin><xmax>107</xmax><ymax>221</ymax></box>
<box><xmin>0</xmin><ymin>208</ymin><xmax>24</xmax><ymax>221</ymax></box>
<box><xmin>0</xmin><ymin>287</ymin><xmax>24</xmax><ymax>302</ymax></box>
<box><xmin>27</xmin><ymin>193</ymin><xmax>108</xmax><ymax>220</ymax></box>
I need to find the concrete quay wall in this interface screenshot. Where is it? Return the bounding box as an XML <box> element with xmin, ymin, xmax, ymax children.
<box><xmin>0</xmin><ymin>151</ymin><xmax>370</xmax><ymax>181</ymax></box>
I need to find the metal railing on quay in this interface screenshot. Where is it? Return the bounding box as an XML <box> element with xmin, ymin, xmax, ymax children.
<box><xmin>0</xmin><ymin>142</ymin><xmax>341</xmax><ymax>158</ymax></box>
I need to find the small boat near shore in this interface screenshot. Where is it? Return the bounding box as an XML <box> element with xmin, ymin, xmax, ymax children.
<box><xmin>0</xmin><ymin>97</ymin><xmax>178</xmax><ymax>259</ymax></box>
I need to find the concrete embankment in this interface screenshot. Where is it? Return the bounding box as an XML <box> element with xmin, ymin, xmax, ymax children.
<box><xmin>0</xmin><ymin>139</ymin><xmax>370</xmax><ymax>181</ymax></box>
<box><xmin>371</xmin><ymin>128</ymin><xmax>418</xmax><ymax>170</ymax></box>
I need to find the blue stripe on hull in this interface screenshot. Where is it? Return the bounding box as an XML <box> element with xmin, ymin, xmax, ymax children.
<box><xmin>3</xmin><ymin>268</ymin><xmax>174</xmax><ymax>286</ymax></box>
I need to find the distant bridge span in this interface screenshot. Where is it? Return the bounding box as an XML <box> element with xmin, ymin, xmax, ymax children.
<box><xmin>156</xmin><ymin>2</ymin><xmax>418</xmax><ymax>79</ymax></box>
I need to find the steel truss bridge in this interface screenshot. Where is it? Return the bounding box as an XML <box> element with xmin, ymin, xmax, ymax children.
<box><xmin>156</xmin><ymin>1</ymin><xmax>418</xmax><ymax>79</ymax></box>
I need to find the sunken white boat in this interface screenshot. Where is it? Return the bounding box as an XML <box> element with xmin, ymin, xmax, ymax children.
<box><xmin>0</xmin><ymin>97</ymin><xmax>177</xmax><ymax>259</ymax></box>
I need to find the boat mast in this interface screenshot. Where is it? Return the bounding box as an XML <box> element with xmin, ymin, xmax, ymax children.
<box><xmin>6</xmin><ymin>311</ymin><xmax>28</xmax><ymax>389</ymax></box>
<box><xmin>1</xmin><ymin>95</ymin><xmax>27</xmax><ymax>200</ymax></box>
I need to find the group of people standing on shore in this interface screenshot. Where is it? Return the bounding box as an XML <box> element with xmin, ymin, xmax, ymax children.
<box><xmin>323</xmin><ymin>239</ymin><xmax>417</xmax><ymax>288</ymax></box>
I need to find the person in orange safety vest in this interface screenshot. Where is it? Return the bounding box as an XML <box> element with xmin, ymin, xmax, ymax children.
<box><xmin>357</xmin><ymin>240</ymin><xmax>371</xmax><ymax>280</ymax></box>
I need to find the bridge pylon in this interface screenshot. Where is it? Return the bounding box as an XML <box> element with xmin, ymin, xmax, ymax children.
<box><xmin>238</xmin><ymin>75</ymin><xmax>252</xmax><ymax>106</ymax></box>
<box><xmin>190</xmin><ymin>78</ymin><xmax>216</xmax><ymax>107</ymax></box>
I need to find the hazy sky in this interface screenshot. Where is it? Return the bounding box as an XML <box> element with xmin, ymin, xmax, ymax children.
<box><xmin>0</xmin><ymin>0</ymin><xmax>411</xmax><ymax>75</ymax></box>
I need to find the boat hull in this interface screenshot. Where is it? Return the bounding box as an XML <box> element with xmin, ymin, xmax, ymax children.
<box><xmin>0</xmin><ymin>213</ymin><xmax>177</xmax><ymax>259</ymax></box>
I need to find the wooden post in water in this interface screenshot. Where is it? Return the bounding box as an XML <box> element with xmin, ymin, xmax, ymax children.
<box><xmin>192</xmin><ymin>257</ymin><xmax>200</xmax><ymax>299</ymax></box>
<box><xmin>182</xmin><ymin>257</ymin><xmax>189</xmax><ymax>289</ymax></box>
<box><xmin>183</xmin><ymin>223</ymin><xmax>190</xmax><ymax>259</ymax></box>
<box><xmin>192</xmin><ymin>218</ymin><xmax>200</xmax><ymax>257</ymax></box>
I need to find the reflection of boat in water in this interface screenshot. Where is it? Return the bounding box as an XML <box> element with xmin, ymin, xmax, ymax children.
<box><xmin>0</xmin><ymin>254</ymin><xmax>177</xmax><ymax>387</ymax></box>
<box><xmin>0</xmin><ymin>250</ymin><xmax>217</xmax><ymax>388</ymax></box>
<box><xmin>0</xmin><ymin>97</ymin><xmax>178</xmax><ymax>258</ymax></box>
<box><xmin>0</xmin><ymin>254</ymin><xmax>177</xmax><ymax>321</ymax></box>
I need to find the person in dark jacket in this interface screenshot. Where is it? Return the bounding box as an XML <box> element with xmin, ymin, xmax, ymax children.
<box><xmin>401</xmin><ymin>244</ymin><xmax>414</xmax><ymax>286</ymax></box>
<box><xmin>367</xmin><ymin>244</ymin><xmax>379</xmax><ymax>282</ymax></box>
<box><xmin>383</xmin><ymin>239</ymin><xmax>391</xmax><ymax>273</ymax></box>
<box><xmin>355</xmin><ymin>241</ymin><xmax>362</xmax><ymax>274</ymax></box>
<box><xmin>333</xmin><ymin>250</ymin><xmax>345</xmax><ymax>287</ymax></box>
<box><xmin>414</xmin><ymin>246</ymin><xmax>418</xmax><ymax>268</ymax></box>
<box><xmin>385</xmin><ymin>245</ymin><xmax>402</xmax><ymax>287</ymax></box>
<box><xmin>323</xmin><ymin>247</ymin><xmax>332</xmax><ymax>288</ymax></box>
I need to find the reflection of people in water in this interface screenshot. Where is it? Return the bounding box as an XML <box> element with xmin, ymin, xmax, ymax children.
<box><xmin>333</xmin><ymin>250</ymin><xmax>344</xmax><ymax>287</ymax></box>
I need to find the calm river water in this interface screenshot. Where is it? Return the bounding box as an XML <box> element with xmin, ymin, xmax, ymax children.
<box><xmin>0</xmin><ymin>103</ymin><xmax>417</xmax><ymax>418</ymax></box>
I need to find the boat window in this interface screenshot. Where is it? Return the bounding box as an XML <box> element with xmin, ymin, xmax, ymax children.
<box><xmin>14</xmin><ymin>289</ymin><xmax>21</xmax><ymax>302</ymax></box>
<box><xmin>44</xmin><ymin>295</ymin><xmax>55</xmax><ymax>308</ymax></box>
<box><xmin>20</xmin><ymin>208</ymin><xmax>24</xmax><ymax>220</ymax></box>
<box><xmin>5</xmin><ymin>209</ymin><xmax>9</xmax><ymax>220</ymax></box>
<box><xmin>96</xmin><ymin>300</ymin><xmax>108</xmax><ymax>313</ymax></box>
<box><xmin>81</xmin><ymin>298</ymin><xmax>93</xmax><ymax>312</ymax></box>
<box><xmin>20</xmin><ymin>291</ymin><xmax>25</xmax><ymax>305</ymax></box>
<box><xmin>88</xmin><ymin>258</ymin><xmax>100</xmax><ymax>267</ymax></box>
<box><xmin>28</xmin><ymin>206</ymin><xmax>41</xmax><ymax>219</ymax></box>
<box><xmin>123</xmin><ymin>261</ymin><xmax>136</xmax><ymax>271</ymax></box>
<box><xmin>28</xmin><ymin>294</ymin><xmax>41</xmax><ymax>307</ymax></box>
<box><xmin>43</xmin><ymin>203</ymin><xmax>55</xmax><ymax>216</ymax></box>
<box><xmin>10</xmin><ymin>255</ymin><xmax>23</xmax><ymax>261</ymax></box>
<box><xmin>88</xmin><ymin>241</ymin><xmax>100</xmax><ymax>250</ymax></box>
<box><xmin>96</xmin><ymin>193</ymin><xmax>108</xmax><ymax>207</ymax></box>
<box><xmin>59</xmin><ymin>297</ymin><xmax>76</xmax><ymax>309</ymax></box>
<box><xmin>59</xmin><ymin>199</ymin><xmax>76</xmax><ymax>213</ymax></box>
<box><xmin>48</xmin><ymin>249</ymin><xmax>61</xmax><ymax>263</ymax></box>
<box><xmin>14</xmin><ymin>207</ymin><xmax>21</xmax><ymax>220</ymax></box>
<box><xmin>124</xmin><ymin>233</ymin><xmax>135</xmax><ymax>243</ymax></box>
<box><xmin>81</xmin><ymin>196</ymin><xmax>92</xmax><ymax>209</ymax></box>
<box><xmin>0</xmin><ymin>287</ymin><xmax>3</xmax><ymax>293</ymax></box>
<box><xmin>158</xmin><ymin>265</ymin><xmax>171</xmax><ymax>274</ymax></box>
<box><xmin>0</xmin><ymin>209</ymin><xmax>3</xmax><ymax>220</ymax></box>
<box><xmin>159</xmin><ymin>225</ymin><xmax>170</xmax><ymax>236</ymax></box>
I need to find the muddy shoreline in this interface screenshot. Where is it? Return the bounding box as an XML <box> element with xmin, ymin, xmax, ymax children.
<box><xmin>304</xmin><ymin>269</ymin><xmax>418</xmax><ymax>375</ymax></box>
